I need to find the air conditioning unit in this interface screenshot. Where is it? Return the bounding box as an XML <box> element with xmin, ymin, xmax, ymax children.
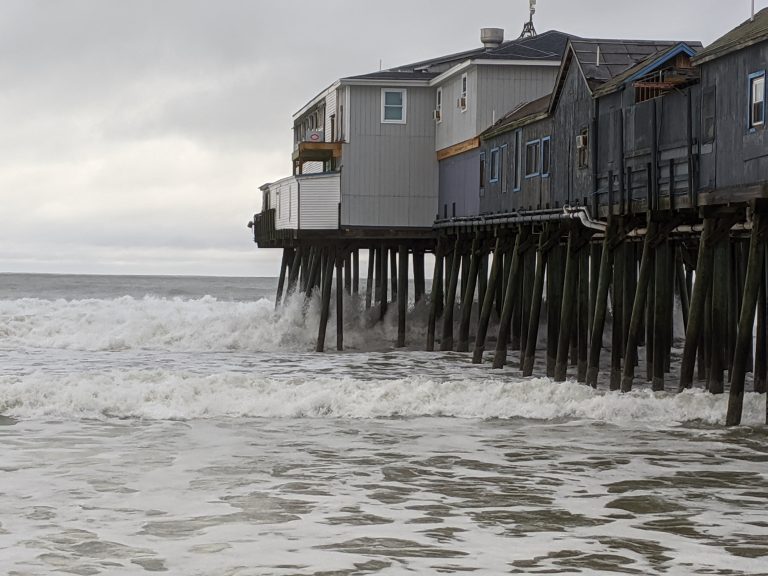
<box><xmin>457</xmin><ymin>96</ymin><xmax>467</xmax><ymax>109</ymax></box>
<box><xmin>576</xmin><ymin>134</ymin><xmax>588</xmax><ymax>149</ymax></box>
<box><xmin>305</xmin><ymin>130</ymin><xmax>324</xmax><ymax>143</ymax></box>
<box><xmin>433</xmin><ymin>109</ymin><xmax>442</xmax><ymax>121</ymax></box>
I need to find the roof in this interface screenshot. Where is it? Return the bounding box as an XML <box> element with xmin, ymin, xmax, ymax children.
<box><xmin>481</xmin><ymin>93</ymin><xmax>551</xmax><ymax>139</ymax></box>
<box><xmin>592</xmin><ymin>41</ymin><xmax>702</xmax><ymax>98</ymax></box>
<box><xmin>692</xmin><ymin>8</ymin><xmax>768</xmax><ymax>65</ymax></box>
<box><xmin>344</xmin><ymin>30</ymin><xmax>573</xmax><ymax>82</ymax></box>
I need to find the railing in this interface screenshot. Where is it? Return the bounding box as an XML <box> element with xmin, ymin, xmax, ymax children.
<box><xmin>252</xmin><ymin>208</ymin><xmax>277</xmax><ymax>246</ymax></box>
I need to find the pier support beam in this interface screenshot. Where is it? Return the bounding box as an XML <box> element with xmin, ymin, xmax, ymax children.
<box><xmin>336</xmin><ymin>251</ymin><xmax>344</xmax><ymax>351</ymax></box>
<box><xmin>577</xmin><ymin>244</ymin><xmax>590</xmax><ymax>382</ymax></box>
<box><xmin>286</xmin><ymin>246</ymin><xmax>303</xmax><ymax>299</ymax></box>
<box><xmin>473</xmin><ymin>237</ymin><xmax>503</xmax><ymax>364</ymax></box>
<box><xmin>441</xmin><ymin>237</ymin><xmax>463</xmax><ymax>351</ymax></box>
<box><xmin>275</xmin><ymin>247</ymin><xmax>292</xmax><ymax>309</ymax></box>
<box><xmin>427</xmin><ymin>240</ymin><xmax>445</xmax><ymax>352</ymax></box>
<box><xmin>397</xmin><ymin>244</ymin><xmax>409</xmax><ymax>348</ymax></box>
<box><xmin>610</xmin><ymin>236</ymin><xmax>626</xmax><ymax>390</ymax></box>
<box><xmin>546</xmin><ymin>241</ymin><xmax>564</xmax><ymax>377</ymax></box>
<box><xmin>586</xmin><ymin>224</ymin><xmax>616</xmax><ymax>388</ymax></box>
<box><xmin>365</xmin><ymin>248</ymin><xmax>375</xmax><ymax>310</ymax></box>
<box><xmin>652</xmin><ymin>238</ymin><xmax>671</xmax><ymax>391</ymax></box>
<box><xmin>523</xmin><ymin>229</ymin><xmax>550</xmax><ymax>376</ymax></box>
<box><xmin>458</xmin><ymin>234</ymin><xmax>481</xmax><ymax>353</ymax></box>
<box><xmin>316</xmin><ymin>249</ymin><xmax>335</xmax><ymax>353</ymax></box>
<box><xmin>414</xmin><ymin>250</ymin><xmax>426</xmax><ymax>304</ymax></box>
<box><xmin>494</xmin><ymin>229</ymin><xmax>525</xmax><ymax>369</ymax></box>
<box><xmin>379</xmin><ymin>244</ymin><xmax>389</xmax><ymax>321</ymax></box>
<box><xmin>555</xmin><ymin>229</ymin><xmax>580</xmax><ymax>382</ymax></box>
<box><xmin>727</xmin><ymin>211</ymin><xmax>767</xmax><ymax>426</ymax></box>
<box><xmin>709</xmin><ymin>238</ymin><xmax>729</xmax><ymax>394</ymax></box>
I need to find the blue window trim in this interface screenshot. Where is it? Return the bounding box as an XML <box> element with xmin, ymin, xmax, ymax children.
<box><xmin>541</xmin><ymin>136</ymin><xmax>551</xmax><ymax>178</ymax></box>
<box><xmin>489</xmin><ymin>147</ymin><xmax>500</xmax><ymax>183</ymax></box>
<box><xmin>525</xmin><ymin>139</ymin><xmax>541</xmax><ymax>179</ymax></box>
<box><xmin>513</xmin><ymin>130</ymin><xmax>522</xmax><ymax>192</ymax></box>
<box><xmin>499</xmin><ymin>144</ymin><xmax>508</xmax><ymax>193</ymax></box>
<box><xmin>748</xmin><ymin>70</ymin><xmax>766</xmax><ymax>133</ymax></box>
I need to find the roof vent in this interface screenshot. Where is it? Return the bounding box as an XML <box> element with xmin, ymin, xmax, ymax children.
<box><xmin>481</xmin><ymin>28</ymin><xmax>504</xmax><ymax>49</ymax></box>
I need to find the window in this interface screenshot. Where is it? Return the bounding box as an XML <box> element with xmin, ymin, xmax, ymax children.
<box><xmin>577</xmin><ymin>128</ymin><xmax>589</xmax><ymax>169</ymax></box>
<box><xmin>541</xmin><ymin>137</ymin><xmax>551</xmax><ymax>177</ymax></box>
<box><xmin>459</xmin><ymin>73</ymin><xmax>468</xmax><ymax>111</ymax></box>
<box><xmin>479</xmin><ymin>152</ymin><xmax>486</xmax><ymax>194</ymax></box>
<box><xmin>513</xmin><ymin>130</ymin><xmax>522</xmax><ymax>191</ymax></box>
<box><xmin>749</xmin><ymin>71</ymin><xmax>765</xmax><ymax>129</ymax></box>
<box><xmin>490</xmin><ymin>148</ymin><xmax>500</xmax><ymax>183</ymax></box>
<box><xmin>435</xmin><ymin>88</ymin><xmax>443</xmax><ymax>122</ymax></box>
<box><xmin>525</xmin><ymin>140</ymin><xmax>541</xmax><ymax>178</ymax></box>
<box><xmin>500</xmin><ymin>144</ymin><xmax>508</xmax><ymax>192</ymax></box>
<box><xmin>703</xmin><ymin>87</ymin><xmax>716</xmax><ymax>143</ymax></box>
<box><xmin>382</xmin><ymin>89</ymin><xmax>407</xmax><ymax>123</ymax></box>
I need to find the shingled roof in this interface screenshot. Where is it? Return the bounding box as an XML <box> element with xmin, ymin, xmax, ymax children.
<box><xmin>692</xmin><ymin>8</ymin><xmax>768</xmax><ymax>66</ymax></box>
<box><xmin>481</xmin><ymin>93</ymin><xmax>551</xmax><ymax>139</ymax></box>
<box><xmin>344</xmin><ymin>30</ymin><xmax>573</xmax><ymax>82</ymax></box>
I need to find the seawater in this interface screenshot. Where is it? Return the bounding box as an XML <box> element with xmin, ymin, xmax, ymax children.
<box><xmin>0</xmin><ymin>273</ymin><xmax>767</xmax><ymax>575</ymax></box>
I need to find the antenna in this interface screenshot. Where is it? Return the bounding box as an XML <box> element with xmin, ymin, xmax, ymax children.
<box><xmin>519</xmin><ymin>0</ymin><xmax>538</xmax><ymax>39</ymax></box>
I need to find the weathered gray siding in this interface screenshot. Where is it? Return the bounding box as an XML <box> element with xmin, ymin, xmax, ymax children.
<box><xmin>476</xmin><ymin>65</ymin><xmax>559</xmax><ymax>137</ymax></box>
<box><xmin>439</xmin><ymin>149</ymin><xmax>480</xmax><ymax>218</ymax></box>
<box><xmin>551</xmin><ymin>61</ymin><xmax>595</xmax><ymax>207</ymax></box>
<box><xmin>435</xmin><ymin>67</ymin><xmax>478</xmax><ymax>151</ymax></box>
<box><xmin>340</xmin><ymin>84</ymin><xmax>438</xmax><ymax>228</ymax></box>
<box><xmin>699</xmin><ymin>41</ymin><xmax>768</xmax><ymax>191</ymax></box>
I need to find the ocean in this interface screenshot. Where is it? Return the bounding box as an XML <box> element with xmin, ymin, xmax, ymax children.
<box><xmin>1</xmin><ymin>273</ymin><xmax>766</xmax><ymax>575</ymax></box>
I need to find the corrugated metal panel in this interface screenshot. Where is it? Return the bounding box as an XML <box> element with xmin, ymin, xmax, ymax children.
<box><xmin>299</xmin><ymin>174</ymin><xmax>340</xmax><ymax>229</ymax></box>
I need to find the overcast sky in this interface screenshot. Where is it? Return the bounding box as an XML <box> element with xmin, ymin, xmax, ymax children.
<box><xmin>0</xmin><ymin>0</ymin><xmax>764</xmax><ymax>277</ymax></box>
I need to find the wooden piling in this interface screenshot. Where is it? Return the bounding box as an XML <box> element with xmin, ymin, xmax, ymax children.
<box><xmin>397</xmin><ymin>244</ymin><xmax>409</xmax><ymax>348</ymax></box>
<box><xmin>427</xmin><ymin>239</ymin><xmax>445</xmax><ymax>352</ymax></box>
<box><xmin>414</xmin><ymin>250</ymin><xmax>426</xmax><ymax>304</ymax></box>
<box><xmin>679</xmin><ymin>218</ymin><xmax>716</xmax><ymax>391</ymax></box>
<box><xmin>755</xmin><ymin>254</ymin><xmax>767</xmax><ymax>394</ymax></box>
<box><xmin>473</xmin><ymin>237</ymin><xmax>503</xmax><ymax>364</ymax></box>
<box><xmin>676</xmin><ymin>245</ymin><xmax>690</xmax><ymax>330</ymax></box>
<box><xmin>458</xmin><ymin>234</ymin><xmax>481</xmax><ymax>353</ymax></box>
<box><xmin>520</xmin><ymin>242</ymin><xmax>536</xmax><ymax>366</ymax></box>
<box><xmin>620</xmin><ymin>223</ymin><xmax>657</xmax><ymax>392</ymax></box>
<box><xmin>353</xmin><ymin>249</ymin><xmax>360</xmax><ymax>295</ymax></box>
<box><xmin>441</xmin><ymin>237</ymin><xmax>462</xmax><ymax>351</ymax></box>
<box><xmin>365</xmin><ymin>248</ymin><xmax>375</xmax><ymax>309</ymax></box>
<box><xmin>652</xmin><ymin>239</ymin><xmax>670</xmax><ymax>391</ymax></box>
<box><xmin>610</xmin><ymin>239</ymin><xmax>626</xmax><ymax>390</ymax></box>
<box><xmin>286</xmin><ymin>246</ymin><xmax>303</xmax><ymax>298</ymax></box>
<box><xmin>523</xmin><ymin>230</ymin><xmax>549</xmax><ymax>376</ymax></box>
<box><xmin>275</xmin><ymin>247</ymin><xmax>291</xmax><ymax>310</ymax></box>
<box><xmin>586</xmin><ymin>226</ymin><xmax>615</xmax><ymax>387</ymax></box>
<box><xmin>379</xmin><ymin>244</ymin><xmax>389</xmax><ymax>321</ymax></box>
<box><xmin>390</xmin><ymin>249</ymin><xmax>398</xmax><ymax>303</ymax></box>
<box><xmin>577</xmin><ymin>245</ymin><xmax>590</xmax><ymax>382</ymax></box>
<box><xmin>493</xmin><ymin>230</ymin><xmax>525</xmax><ymax>369</ymax></box>
<box><xmin>709</xmin><ymin>238</ymin><xmax>728</xmax><ymax>394</ymax></box>
<box><xmin>336</xmin><ymin>252</ymin><xmax>344</xmax><ymax>351</ymax></box>
<box><xmin>344</xmin><ymin>251</ymin><xmax>352</xmax><ymax>295</ymax></box>
<box><xmin>315</xmin><ymin>249</ymin><xmax>335</xmax><ymax>353</ymax></box>
<box><xmin>555</xmin><ymin>229</ymin><xmax>580</xmax><ymax>382</ymax></box>
<box><xmin>547</xmin><ymin>241</ymin><xmax>564</xmax><ymax>377</ymax></box>
<box><xmin>727</xmin><ymin>211</ymin><xmax>766</xmax><ymax>426</ymax></box>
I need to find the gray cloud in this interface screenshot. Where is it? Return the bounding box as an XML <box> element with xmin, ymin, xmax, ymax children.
<box><xmin>0</xmin><ymin>0</ymin><xmax>763</xmax><ymax>276</ymax></box>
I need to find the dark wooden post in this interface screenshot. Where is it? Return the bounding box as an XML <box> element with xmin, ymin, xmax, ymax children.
<box><xmin>610</xmin><ymin>237</ymin><xmax>626</xmax><ymax>390</ymax></box>
<box><xmin>336</xmin><ymin>252</ymin><xmax>344</xmax><ymax>351</ymax></box>
<box><xmin>676</xmin><ymin>245</ymin><xmax>690</xmax><ymax>330</ymax></box>
<box><xmin>727</xmin><ymin>211</ymin><xmax>766</xmax><ymax>426</ymax></box>
<box><xmin>460</xmin><ymin>252</ymin><xmax>471</xmax><ymax>307</ymax></box>
<box><xmin>414</xmin><ymin>250</ymin><xmax>426</xmax><ymax>304</ymax></box>
<box><xmin>286</xmin><ymin>246</ymin><xmax>303</xmax><ymax>298</ymax></box>
<box><xmin>577</xmin><ymin>244</ymin><xmax>590</xmax><ymax>382</ymax></box>
<box><xmin>652</xmin><ymin>239</ymin><xmax>671</xmax><ymax>391</ymax></box>
<box><xmin>555</xmin><ymin>229</ymin><xmax>580</xmax><ymax>382</ymax></box>
<box><xmin>755</xmin><ymin>253</ymin><xmax>767</xmax><ymax>394</ymax></box>
<box><xmin>316</xmin><ymin>249</ymin><xmax>335</xmax><ymax>353</ymax></box>
<box><xmin>478</xmin><ymin>252</ymin><xmax>488</xmax><ymax>321</ymax></box>
<box><xmin>520</xmin><ymin>241</ymin><xmax>536</xmax><ymax>366</ymax></box>
<box><xmin>344</xmin><ymin>251</ymin><xmax>352</xmax><ymax>295</ymax></box>
<box><xmin>587</xmin><ymin>226</ymin><xmax>615</xmax><ymax>387</ymax></box>
<box><xmin>709</xmin><ymin>238</ymin><xmax>728</xmax><ymax>394</ymax></box>
<box><xmin>523</xmin><ymin>230</ymin><xmax>549</xmax><ymax>376</ymax></box>
<box><xmin>493</xmin><ymin>229</ymin><xmax>525</xmax><ymax>369</ymax></box>
<box><xmin>473</xmin><ymin>236</ymin><xmax>503</xmax><ymax>364</ymax></box>
<box><xmin>365</xmin><ymin>248</ymin><xmax>375</xmax><ymax>309</ymax></box>
<box><xmin>379</xmin><ymin>244</ymin><xmax>388</xmax><ymax>321</ymax></box>
<box><xmin>679</xmin><ymin>219</ymin><xmax>716</xmax><ymax>391</ymax></box>
<box><xmin>397</xmin><ymin>244</ymin><xmax>409</xmax><ymax>348</ymax></box>
<box><xmin>352</xmin><ymin>249</ymin><xmax>360</xmax><ymax>295</ymax></box>
<box><xmin>390</xmin><ymin>248</ymin><xmax>398</xmax><ymax>303</ymax></box>
<box><xmin>441</xmin><ymin>237</ymin><xmax>462</xmax><ymax>351</ymax></box>
<box><xmin>275</xmin><ymin>247</ymin><xmax>292</xmax><ymax>310</ymax></box>
<box><xmin>427</xmin><ymin>239</ymin><xmax>445</xmax><ymax>352</ymax></box>
<box><xmin>620</xmin><ymin>224</ymin><xmax>656</xmax><ymax>391</ymax></box>
<box><xmin>546</xmin><ymin>240</ymin><xmax>564</xmax><ymax>377</ymax></box>
<box><xmin>458</xmin><ymin>234</ymin><xmax>481</xmax><ymax>353</ymax></box>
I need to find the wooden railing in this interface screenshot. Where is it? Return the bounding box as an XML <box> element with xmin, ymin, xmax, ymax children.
<box><xmin>253</xmin><ymin>209</ymin><xmax>277</xmax><ymax>246</ymax></box>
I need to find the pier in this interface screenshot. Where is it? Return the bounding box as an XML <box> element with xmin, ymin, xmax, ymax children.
<box><xmin>250</xmin><ymin>11</ymin><xmax>768</xmax><ymax>426</ymax></box>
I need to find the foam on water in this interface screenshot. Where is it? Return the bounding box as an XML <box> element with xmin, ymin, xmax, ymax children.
<box><xmin>1</xmin><ymin>369</ymin><xmax>764</xmax><ymax>425</ymax></box>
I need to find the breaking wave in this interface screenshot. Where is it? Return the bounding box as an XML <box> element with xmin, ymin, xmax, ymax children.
<box><xmin>0</xmin><ymin>370</ymin><xmax>764</xmax><ymax>425</ymax></box>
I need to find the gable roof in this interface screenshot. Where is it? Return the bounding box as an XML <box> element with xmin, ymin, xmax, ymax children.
<box><xmin>345</xmin><ymin>30</ymin><xmax>573</xmax><ymax>83</ymax></box>
<box><xmin>481</xmin><ymin>93</ymin><xmax>551</xmax><ymax>139</ymax></box>
<box><xmin>592</xmin><ymin>41</ymin><xmax>702</xmax><ymax>98</ymax></box>
<box><xmin>549</xmin><ymin>38</ymin><xmax>685</xmax><ymax>112</ymax></box>
<box><xmin>692</xmin><ymin>8</ymin><xmax>768</xmax><ymax>66</ymax></box>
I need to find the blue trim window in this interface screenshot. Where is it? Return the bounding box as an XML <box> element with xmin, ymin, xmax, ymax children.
<box><xmin>525</xmin><ymin>139</ymin><xmax>541</xmax><ymax>178</ymax></box>
<box><xmin>513</xmin><ymin>130</ymin><xmax>522</xmax><ymax>191</ymax></box>
<box><xmin>749</xmin><ymin>71</ymin><xmax>765</xmax><ymax>130</ymax></box>
<box><xmin>490</xmin><ymin>148</ymin><xmax>500</xmax><ymax>183</ymax></box>
<box><xmin>479</xmin><ymin>152</ymin><xmax>486</xmax><ymax>197</ymax></box>
<box><xmin>541</xmin><ymin>136</ymin><xmax>551</xmax><ymax>178</ymax></box>
<box><xmin>500</xmin><ymin>144</ymin><xmax>508</xmax><ymax>192</ymax></box>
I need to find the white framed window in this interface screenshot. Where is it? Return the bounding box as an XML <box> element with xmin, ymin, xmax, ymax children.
<box><xmin>459</xmin><ymin>73</ymin><xmax>468</xmax><ymax>111</ymax></box>
<box><xmin>435</xmin><ymin>88</ymin><xmax>443</xmax><ymax>122</ymax></box>
<box><xmin>749</xmin><ymin>71</ymin><xmax>765</xmax><ymax>129</ymax></box>
<box><xmin>525</xmin><ymin>139</ymin><xmax>541</xmax><ymax>178</ymax></box>
<box><xmin>490</xmin><ymin>148</ymin><xmax>500</xmax><ymax>183</ymax></box>
<box><xmin>541</xmin><ymin>136</ymin><xmax>551</xmax><ymax>177</ymax></box>
<box><xmin>381</xmin><ymin>89</ymin><xmax>407</xmax><ymax>124</ymax></box>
